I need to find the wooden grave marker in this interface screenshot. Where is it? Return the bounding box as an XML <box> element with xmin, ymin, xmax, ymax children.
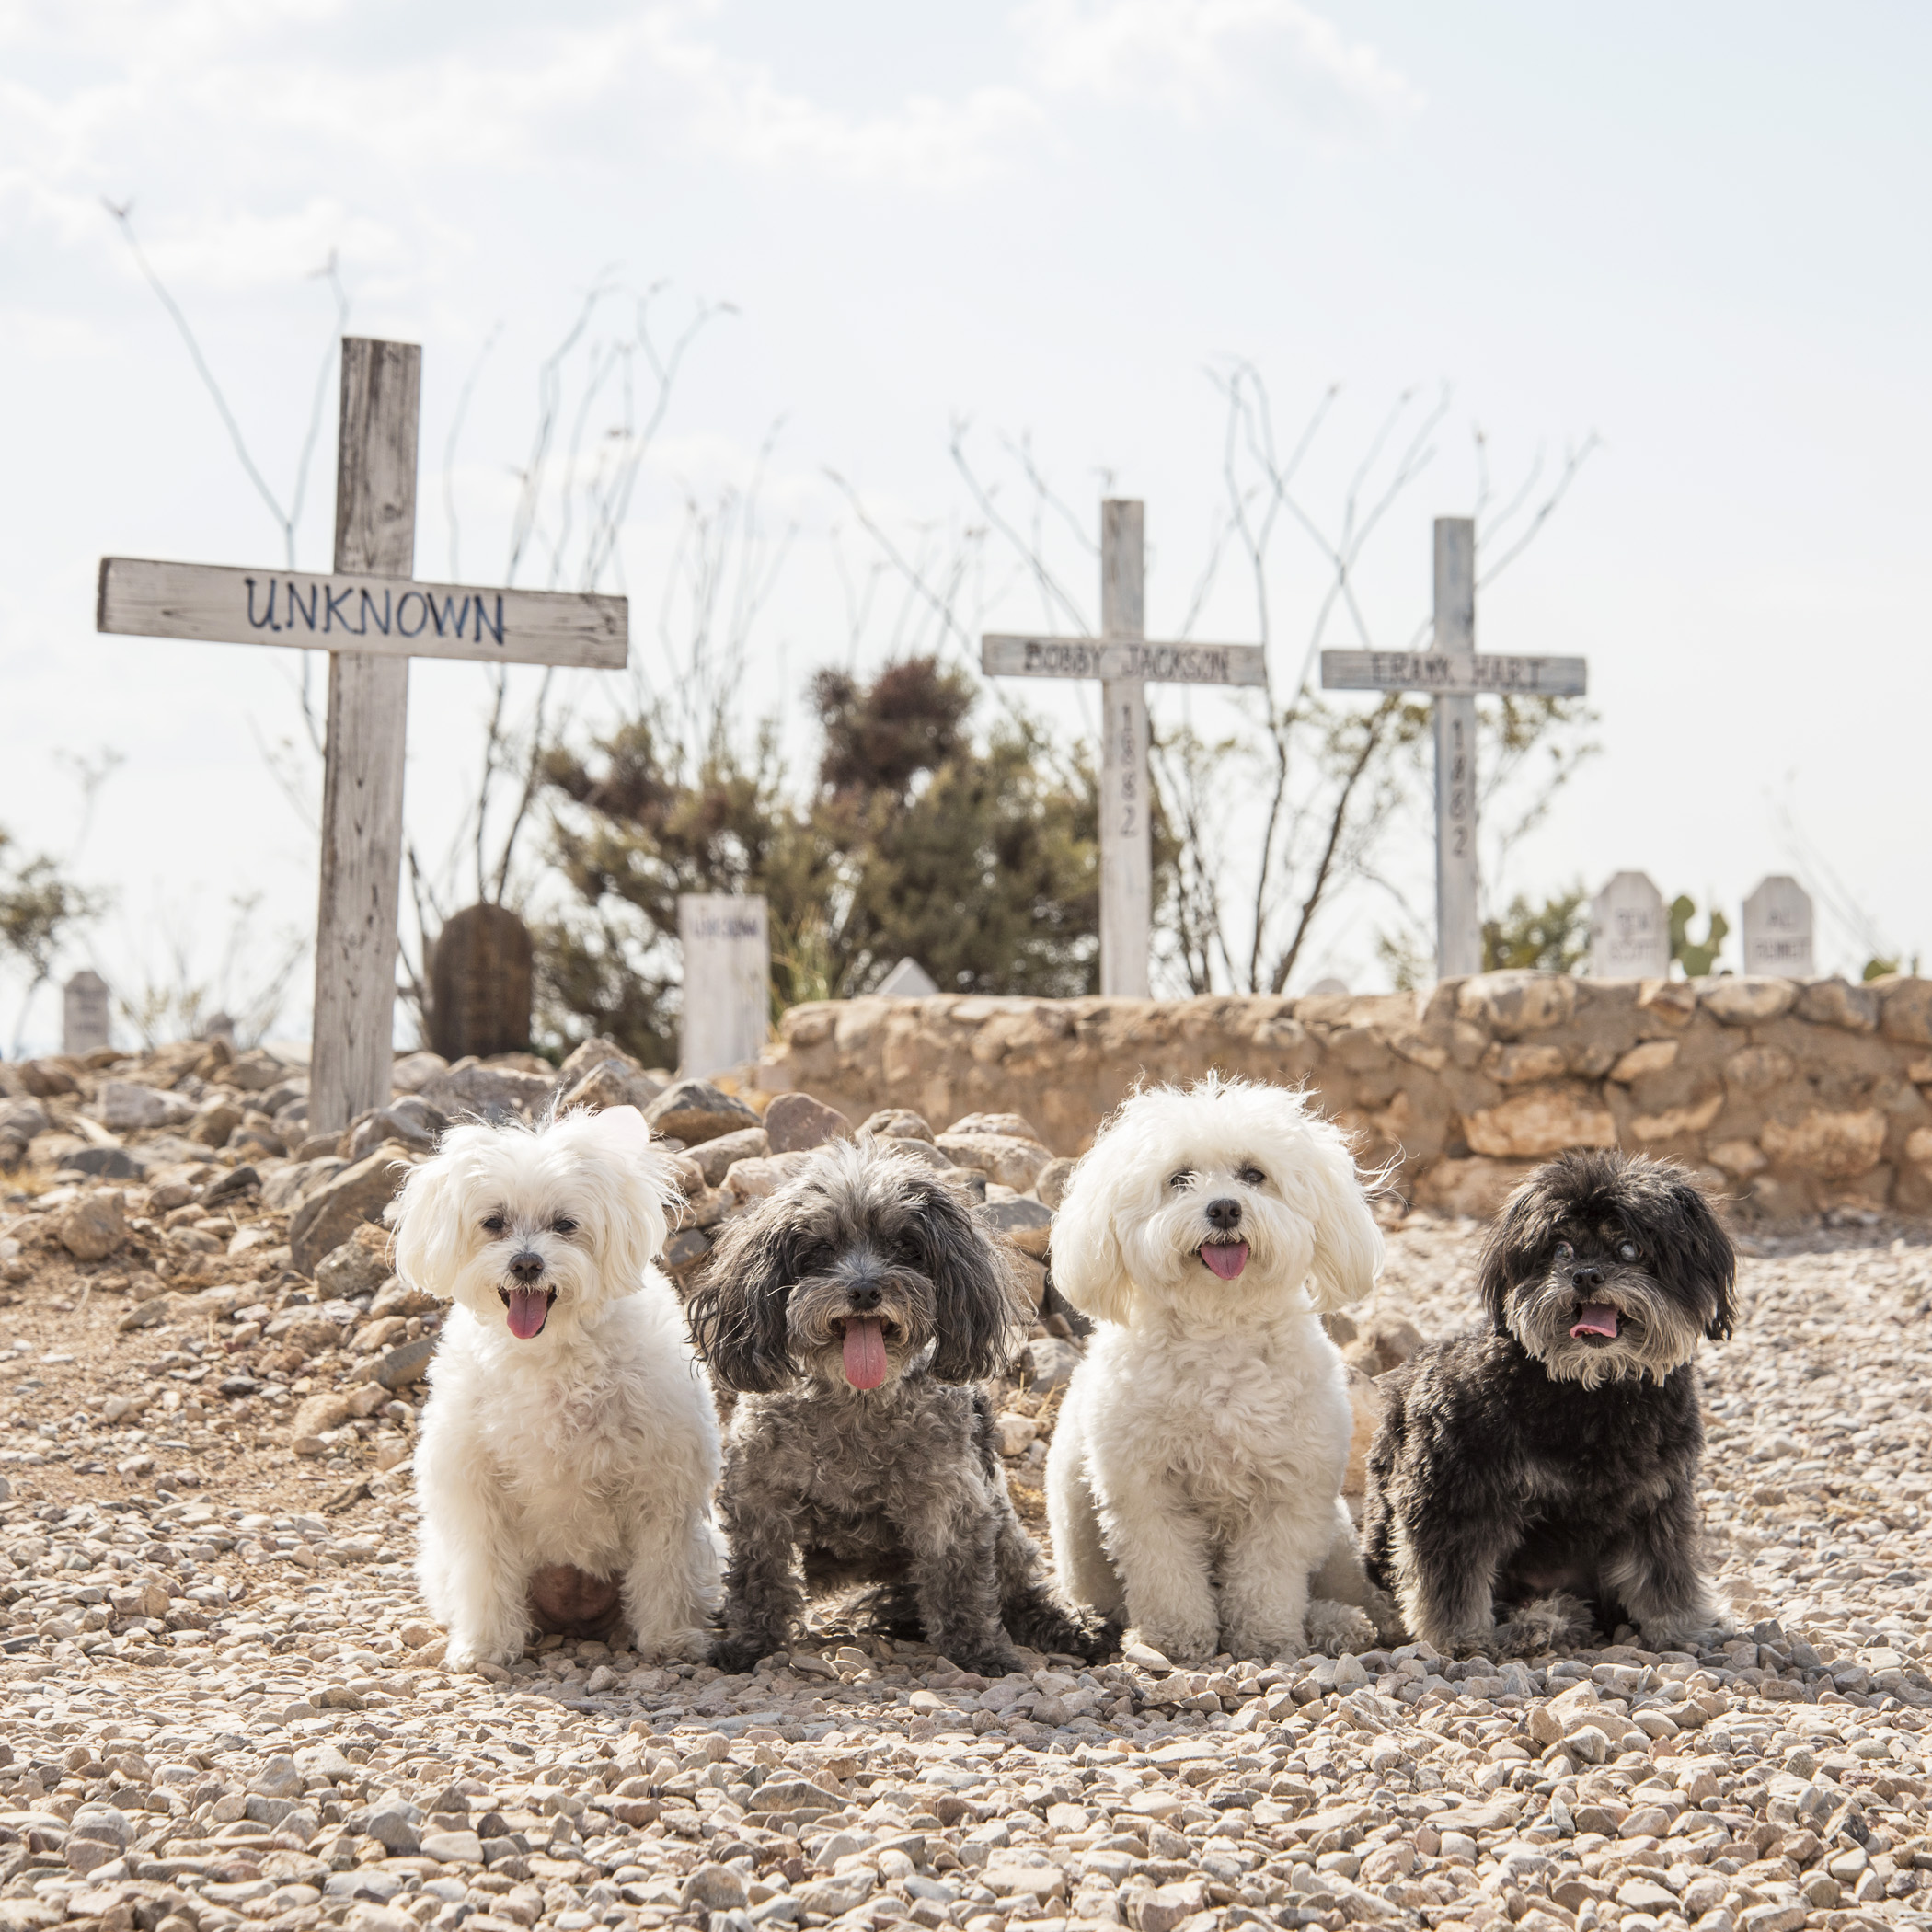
<box><xmin>678</xmin><ymin>893</ymin><xmax>770</xmax><ymax>1077</ymax></box>
<box><xmin>980</xmin><ymin>500</ymin><xmax>1266</xmax><ymax>997</ymax></box>
<box><xmin>1742</xmin><ymin>875</ymin><xmax>1814</xmax><ymax>977</ymax></box>
<box><xmin>1321</xmin><ymin>517</ymin><xmax>1587</xmax><ymax>979</ymax></box>
<box><xmin>63</xmin><ymin>971</ymin><xmax>111</xmax><ymax>1056</ymax></box>
<box><xmin>96</xmin><ymin>337</ymin><xmax>627</xmax><ymax>1131</ymax></box>
<box><xmin>430</xmin><ymin>903</ymin><xmax>535</xmax><ymax>1062</ymax></box>
<box><xmin>1590</xmin><ymin>872</ymin><xmax>1670</xmax><ymax>980</ymax></box>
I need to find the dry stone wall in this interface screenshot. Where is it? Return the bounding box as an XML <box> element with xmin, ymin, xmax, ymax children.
<box><xmin>755</xmin><ymin>972</ymin><xmax>1932</xmax><ymax>1219</ymax></box>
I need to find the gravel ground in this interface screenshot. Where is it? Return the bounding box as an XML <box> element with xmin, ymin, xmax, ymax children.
<box><xmin>3</xmin><ymin>1210</ymin><xmax>1931</xmax><ymax>1932</ymax></box>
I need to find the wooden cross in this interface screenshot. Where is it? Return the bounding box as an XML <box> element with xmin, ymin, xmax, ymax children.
<box><xmin>96</xmin><ymin>337</ymin><xmax>627</xmax><ymax>1133</ymax></box>
<box><xmin>1319</xmin><ymin>516</ymin><xmax>1586</xmax><ymax>978</ymax></box>
<box><xmin>980</xmin><ymin>500</ymin><xmax>1265</xmax><ymax>997</ymax></box>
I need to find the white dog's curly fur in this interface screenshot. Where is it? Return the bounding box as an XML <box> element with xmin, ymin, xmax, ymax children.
<box><xmin>395</xmin><ymin>1105</ymin><xmax>721</xmax><ymax>1671</ymax></box>
<box><xmin>1045</xmin><ymin>1075</ymin><xmax>1392</xmax><ymax>1663</ymax></box>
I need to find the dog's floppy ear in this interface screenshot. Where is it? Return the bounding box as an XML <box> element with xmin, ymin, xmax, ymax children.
<box><xmin>1293</xmin><ymin>1120</ymin><xmax>1385</xmax><ymax>1313</ymax></box>
<box><xmin>912</xmin><ymin>1177</ymin><xmax>1027</xmax><ymax>1383</ymax></box>
<box><xmin>578</xmin><ymin>1106</ymin><xmax>673</xmax><ymax>1286</ymax></box>
<box><xmin>1658</xmin><ymin>1167</ymin><xmax>1738</xmax><ymax>1341</ymax></box>
<box><xmin>1048</xmin><ymin>1148</ymin><xmax>1137</xmax><ymax>1328</ymax></box>
<box><xmin>391</xmin><ymin>1132</ymin><xmax>482</xmax><ymax>1301</ymax></box>
<box><xmin>685</xmin><ymin>1195</ymin><xmax>799</xmax><ymax>1393</ymax></box>
<box><xmin>1477</xmin><ymin>1172</ymin><xmax>1552</xmax><ymax>1334</ymax></box>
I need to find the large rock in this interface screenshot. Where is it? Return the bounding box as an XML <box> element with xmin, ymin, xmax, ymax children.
<box><xmin>419</xmin><ymin>1063</ymin><xmax>556</xmax><ymax>1121</ymax></box>
<box><xmin>316</xmin><ymin>1224</ymin><xmax>394</xmax><ymax>1301</ymax></box>
<box><xmin>558</xmin><ymin>1056</ymin><xmax>661</xmax><ymax>1115</ymax></box>
<box><xmin>688</xmin><ymin>1126</ymin><xmax>769</xmax><ymax>1186</ymax></box>
<box><xmin>95</xmin><ymin>1080</ymin><xmax>195</xmax><ymax>1133</ymax></box>
<box><xmin>18</xmin><ymin>1055</ymin><xmax>83</xmax><ymax>1097</ymax></box>
<box><xmin>1879</xmin><ymin>977</ymin><xmax>1932</xmax><ymax>1046</ymax></box>
<box><xmin>290</xmin><ymin>1145</ymin><xmax>414</xmax><ymax>1274</ymax></box>
<box><xmin>763</xmin><ymin>1091</ymin><xmax>852</xmax><ymax>1154</ymax></box>
<box><xmin>0</xmin><ymin>1098</ymin><xmax>52</xmax><ymax>1143</ymax></box>
<box><xmin>1412</xmin><ymin>1156</ymin><xmax>1535</xmax><ymax>1216</ymax></box>
<box><xmin>1700</xmin><ymin>977</ymin><xmax>1798</xmax><ymax>1026</ymax></box>
<box><xmin>980</xmin><ymin>1195</ymin><xmax>1053</xmax><ymax>1258</ymax></box>
<box><xmin>344</xmin><ymin>1094</ymin><xmax>447</xmax><ymax>1162</ymax></box>
<box><xmin>859</xmin><ymin>1108</ymin><xmax>935</xmax><ymax>1143</ymax></box>
<box><xmin>57</xmin><ymin>1190</ymin><xmax>127</xmax><ymax>1261</ymax></box>
<box><xmin>945</xmin><ymin>1110</ymin><xmax>1044</xmax><ymax>1143</ymax></box>
<box><xmin>644</xmin><ymin>1080</ymin><xmax>760</xmax><ymax>1146</ymax></box>
<box><xmin>1455</xmin><ymin>972</ymin><xmax>1578</xmax><ymax>1039</ymax></box>
<box><xmin>936</xmin><ymin>1132</ymin><xmax>1052</xmax><ymax>1191</ymax></box>
<box><xmin>263</xmin><ymin>1156</ymin><xmax>346</xmax><ymax>1212</ymax></box>
<box><xmin>721</xmin><ymin>1151</ymin><xmax>816</xmax><ymax>1202</ymax></box>
<box><xmin>1760</xmin><ymin>1110</ymin><xmax>1887</xmax><ymax>1179</ymax></box>
<box><xmin>1462</xmin><ymin>1087</ymin><xmax>1616</xmax><ymax>1158</ymax></box>
<box><xmin>1797</xmin><ymin>977</ymin><xmax>1879</xmax><ymax>1032</ymax></box>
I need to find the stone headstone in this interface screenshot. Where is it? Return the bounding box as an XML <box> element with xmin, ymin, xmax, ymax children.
<box><xmin>1307</xmin><ymin>977</ymin><xmax>1350</xmax><ymax>996</ymax></box>
<box><xmin>63</xmin><ymin>971</ymin><xmax>111</xmax><ymax>1056</ymax></box>
<box><xmin>1589</xmin><ymin>872</ymin><xmax>1669</xmax><ymax>980</ymax></box>
<box><xmin>1742</xmin><ymin>875</ymin><xmax>1814</xmax><ymax>977</ymax></box>
<box><xmin>678</xmin><ymin>893</ymin><xmax>770</xmax><ymax>1078</ymax></box>
<box><xmin>428</xmin><ymin>903</ymin><xmax>534</xmax><ymax>1062</ymax></box>
<box><xmin>202</xmin><ymin>1011</ymin><xmax>237</xmax><ymax>1046</ymax></box>
<box><xmin>875</xmin><ymin>956</ymin><xmax>939</xmax><ymax>998</ymax></box>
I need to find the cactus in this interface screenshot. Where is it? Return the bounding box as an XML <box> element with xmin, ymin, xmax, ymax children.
<box><xmin>1669</xmin><ymin>895</ymin><xmax>1729</xmax><ymax>978</ymax></box>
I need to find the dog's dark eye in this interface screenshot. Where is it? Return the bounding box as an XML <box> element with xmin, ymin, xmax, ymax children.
<box><xmin>1617</xmin><ymin>1240</ymin><xmax>1639</xmax><ymax>1262</ymax></box>
<box><xmin>483</xmin><ymin>1214</ymin><xmax>505</xmax><ymax>1236</ymax></box>
<box><xmin>553</xmin><ymin>1218</ymin><xmax>578</xmax><ymax>1237</ymax></box>
<box><xmin>1552</xmin><ymin>1240</ymin><xmax>1573</xmax><ymax>1263</ymax></box>
<box><xmin>1237</xmin><ymin>1165</ymin><xmax>1266</xmax><ymax>1188</ymax></box>
<box><xmin>1169</xmin><ymin>1169</ymin><xmax>1196</xmax><ymax>1190</ymax></box>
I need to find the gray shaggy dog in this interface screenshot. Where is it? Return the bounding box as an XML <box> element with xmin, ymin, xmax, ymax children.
<box><xmin>686</xmin><ymin>1138</ymin><xmax>1110</xmax><ymax>1676</ymax></box>
<box><xmin>1363</xmin><ymin>1149</ymin><xmax>1736</xmax><ymax>1657</ymax></box>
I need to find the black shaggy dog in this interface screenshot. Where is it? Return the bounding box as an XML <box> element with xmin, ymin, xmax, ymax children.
<box><xmin>686</xmin><ymin>1138</ymin><xmax>1109</xmax><ymax>1675</ymax></box>
<box><xmin>1363</xmin><ymin>1149</ymin><xmax>1736</xmax><ymax>1656</ymax></box>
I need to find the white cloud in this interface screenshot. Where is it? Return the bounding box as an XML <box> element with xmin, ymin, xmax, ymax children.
<box><xmin>1015</xmin><ymin>0</ymin><xmax>1422</xmax><ymax>122</ymax></box>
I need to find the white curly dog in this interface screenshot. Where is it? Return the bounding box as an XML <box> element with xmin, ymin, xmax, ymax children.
<box><xmin>395</xmin><ymin>1105</ymin><xmax>721</xmax><ymax>1670</ymax></box>
<box><xmin>1046</xmin><ymin>1075</ymin><xmax>1391</xmax><ymax>1663</ymax></box>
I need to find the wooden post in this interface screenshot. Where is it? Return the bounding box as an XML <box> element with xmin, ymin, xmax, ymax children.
<box><xmin>1432</xmin><ymin>518</ymin><xmax>1482</xmax><ymax>980</ymax></box>
<box><xmin>310</xmin><ymin>339</ymin><xmax>419</xmax><ymax>1133</ymax></box>
<box><xmin>1098</xmin><ymin>500</ymin><xmax>1151</xmax><ymax>999</ymax></box>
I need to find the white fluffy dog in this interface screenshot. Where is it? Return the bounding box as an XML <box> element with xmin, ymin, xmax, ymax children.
<box><xmin>1046</xmin><ymin>1075</ymin><xmax>1388</xmax><ymax>1663</ymax></box>
<box><xmin>395</xmin><ymin>1105</ymin><xmax>721</xmax><ymax>1670</ymax></box>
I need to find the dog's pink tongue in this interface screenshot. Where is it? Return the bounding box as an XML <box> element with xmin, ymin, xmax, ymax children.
<box><xmin>842</xmin><ymin>1317</ymin><xmax>888</xmax><ymax>1390</ymax></box>
<box><xmin>505</xmin><ymin>1289</ymin><xmax>550</xmax><ymax>1340</ymax></box>
<box><xmin>1201</xmin><ymin>1241</ymin><xmax>1248</xmax><ymax>1281</ymax></box>
<box><xmin>1570</xmin><ymin>1303</ymin><xmax>1619</xmax><ymax>1339</ymax></box>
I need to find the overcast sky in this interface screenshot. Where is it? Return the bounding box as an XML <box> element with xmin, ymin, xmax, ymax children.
<box><xmin>3</xmin><ymin>1</ymin><xmax>1927</xmax><ymax>1051</ymax></box>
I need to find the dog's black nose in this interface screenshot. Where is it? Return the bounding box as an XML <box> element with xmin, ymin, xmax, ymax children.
<box><xmin>1205</xmin><ymin>1197</ymin><xmax>1242</xmax><ymax>1231</ymax></box>
<box><xmin>847</xmin><ymin>1281</ymin><xmax>884</xmax><ymax>1312</ymax></box>
<box><xmin>1571</xmin><ymin>1264</ymin><xmax>1605</xmax><ymax>1292</ymax></box>
<box><xmin>509</xmin><ymin>1250</ymin><xmax>546</xmax><ymax>1285</ymax></box>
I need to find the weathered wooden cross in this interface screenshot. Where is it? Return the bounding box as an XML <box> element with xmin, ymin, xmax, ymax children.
<box><xmin>96</xmin><ymin>337</ymin><xmax>628</xmax><ymax>1132</ymax></box>
<box><xmin>1320</xmin><ymin>517</ymin><xmax>1587</xmax><ymax>979</ymax></box>
<box><xmin>980</xmin><ymin>500</ymin><xmax>1265</xmax><ymax>996</ymax></box>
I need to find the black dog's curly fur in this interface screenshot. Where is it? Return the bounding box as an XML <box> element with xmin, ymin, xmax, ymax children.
<box><xmin>686</xmin><ymin>1139</ymin><xmax>1109</xmax><ymax>1675</ymax></box>
<box><xmin>1363</xmin><ymin>1149</ymin><xmax>1737</xmax><ymax>1656</ymax></box>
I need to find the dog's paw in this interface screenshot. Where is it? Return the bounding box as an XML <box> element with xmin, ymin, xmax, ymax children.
<box><xmin>1301</xmin><ymin>1599</ymin><xmax>1380</xmax><ymax>1659</ymax></box>
<box><xmin>444</xmin><ymin>1635</ymin><xmax>520</xmax><ymax>1673</ymax></box>
<box><xmin>949</xmin><ymin>1640</ymin><xmax>1026</xmax><ymax>1679</ymax></box>
<box><xmin>1131</xmin><ymin>1618</ymin><xmax>1219</xmax><ymax>1668</ymax></box>
<box><xmin>639</xmin><ymin>1624</ymin><xmax>719</xmax><ymax>1665</ymax></box>
<box><xmin>1494</xmin><ymin>1593</ymin><xmax>1596</xmax><ymax>1658</ymax></box>
<box><xmin>709</xmin><ymin>1637</ymin><xmax>774</xmax><ymax>1676</ymax></box>
<box><xmin>1640</xmin><ymin>1609</ymin><xmax>1734</xmax><ymax>1650</ymax></box>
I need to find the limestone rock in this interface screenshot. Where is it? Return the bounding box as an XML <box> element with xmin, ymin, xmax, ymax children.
<box><xmin>374</xmin><ymin>1336</ymin><xmax>438</xmax><ymax>1389</ymax></box>
<box><xmin>263</xmin><ymin>1155</ymin><xmax>346</xmax><ymax>1212</ymax></box>
<box><xmin>1463</xmin><ymin>1087</ymin><xmax>1616</xmax><ymax>1158</ymax></box>
<box><xmin>763</xmin><ymin>1091</ymin><xmax>853</xmax><ymax>1153</ymax></box>
<box><xmin>946</xmin><ymin>1110</ymin><xmax>1044</xmax><ymax>1143</ymax></box>
<box><xmin>1760</xmin><ymin>1109</ymin><xmax>1888</xmax><ymax>1179</ymax></box>
<box><xmin>721</xmin><ymin>1150</ymin><xmax>816</xmax><ymax>1202</ymax></box>
<box><xmin>1709</xmin><ymin>1139</ymin><xmax>1768</xmax><ymax>1177</ymax></box>
<box><xmin>1905</xmin><ymin>1126</ymin><xmax>1932</xmax><ymax>1171</ymax></box>
<box><xmin>1701</xmin><ymin>977</ymin><xmax>1798</xmax><ymax>1025</ymax></box>
<box><xmin>343</xmin><ymin>1094</ymin><xmax>447</xmax><ymax>1161</ymax></box>
<box><xmin>1878</xmin><ymin>976</ymin><xmax>1932</xmax><ymax>1045</ymax></box>
<box><xmin>419</xmin><ymin>1063</ymin><xmax>556</xmax><ymax>1121</ymax></box>
<box><xmin>1629</xmin><ymin>1087</ymin><xmax>1725</xmax><ymax>1142</ymax></box>
<box><xmin>1481</xmin><ymin>1042</ymin><xmax>1569</xmax><ymax>1085</ymax></box>
<box><xmin>936</xmin><ymin>1132</ymin><xmax>1052</xmax><ymax>1191</ymax></box>
<box><xmin>1025</xmin><ymin>1334</ymin><xmax>1082</xmax><ymax>1390</ymax></box>
<box><xmin>980</xmin><ymin>1195</ymin><xmax>1053</xmax><ymax>1258</ymax></box>
<box><xmin>290</xmin><ymin>1144</ymin><xmax>414</xmax><ymax>1274</ymax></box>
<box><xmin>1636</xmin><ymin>978</ymin><xmax>1697</xmax><ymax>1026</ymax></box>
<box><xmin>316</xmin><ymin>1226</ymin><xmax>395</xmax><ymax>1302</ymax></box>
<box><xmin>859</xmin><ymin>1108</ymin><xmax>935</xmax><ymax>1143</ymax></box>
<box><xmin>18</xmin><ymin>1053</ymin><xmax>83</xmax><ymax>1096</ymax></box>
<box><xmin>1411</xmin><ymin>1156</ymin><xmax>1535</xmax><ymax>1217</ymax></box>
<box><xmin>688</xmin><ymin>1126</ymin><xmax>770</xmax><ymax>1185</ymax></box>
<box><xmin>57</xmin><ymin>1190</ymin><xmax>127</xmax><ymax>1261</ymax></box>
<box><xmin>1036</xmin><ymin>1156</ymin><xmax>1075</xmax><ymax>1210</ymax></box>
<box><xmin>95</xmin><ymin>1080</ymin><xmax>195</xmax><ymax>1133</ymax></box>
<box><xmin>1608</xmin><ymin>1040</ymin><xmax>1679</xmax><ymax>1083</ymax></box>
<box><xmin>1725</xmin><ymin>1044</ymin><xmax>1796</xmax><ymax>1091</ymax></box>
<box><xmin>557</xmin><ymin>1056</ymin><xmax>662</xmax><ymax>1115</ymax></box>
<box><xmin>1455</xmin><ymin>971</ymin><xmax>1578</xmax><ymax>1039</ymax></box>
<box><xmin>1797</xmin><ymin>977</ymin><xmax>1879</xmax><ymax>1032</ymax></box>
<box><xmin>644</xmin><ymin>1080</ymin><xmax>761</xmax><ymax>1146</ymax></box>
